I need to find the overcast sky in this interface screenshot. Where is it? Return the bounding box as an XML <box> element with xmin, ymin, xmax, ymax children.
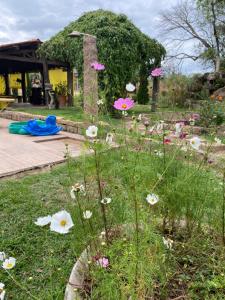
<box><xmin>0</xmin><ymin>0</ymin><xmax>209</xmax><ymax>74</ymax></box>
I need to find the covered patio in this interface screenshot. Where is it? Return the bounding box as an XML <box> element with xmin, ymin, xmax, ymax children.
<box><xmin>0</xmin><ymin>39</ymin><xmax>74</xmax><ymax>105</ymax></box>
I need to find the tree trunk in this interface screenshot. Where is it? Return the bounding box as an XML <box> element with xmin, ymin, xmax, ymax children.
<box><xmin>215</xmin><ymin>56</ymin><xmax>221</xmax><ymax>73</ymax></box>
<box><xmin>151</xmin><ymin>77</ymin><xmax>159</xmax><ymax>112</ymax></box>
<box><xmin>211</xmin><ymin>1</ymin><xmax>221</xmax><ymax>72</ymax></box>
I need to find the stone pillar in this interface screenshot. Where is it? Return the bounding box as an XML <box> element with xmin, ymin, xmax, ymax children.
<box><xmin>151</xmin><ymin>77</ymin><xmax>159</xmax><ymax>112</ymax></box>
<box><xmin>83</xmin><ymin>35</ymin><xmax>98</xmax><ymax>116</ymax></box>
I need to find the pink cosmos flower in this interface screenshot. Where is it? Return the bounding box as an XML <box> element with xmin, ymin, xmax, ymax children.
<box><xmin>91</xmin><ymin>61</ymin><xmax>105</xmax><ymax>71</ymax></box>
<box><xmin>151</xmin><ymin>67</ymin><xmax>163</xmax><ymax>77</ymax></box>
<box><xmin>97</xmin><ymin>257</ymin><xmax>109</xmax><ymax>268</ymax></box>
<box><xmin>113</xmin><ymin>98</ymin><xmax>134</xmax><ymax>111</ymax></box>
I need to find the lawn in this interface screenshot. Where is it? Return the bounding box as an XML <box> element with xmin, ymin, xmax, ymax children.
<box><xmin>13</xmin><ymin>104</ymin><xmax>191</xmax><ymax>124</ymax></box>
<box><xmin>1</xmin><ymin>144</ymin><xmax>225</xmax><ymax>299</ymax></box>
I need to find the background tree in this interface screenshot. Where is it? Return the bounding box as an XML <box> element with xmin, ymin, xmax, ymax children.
<box><xmin>159</xmin><ymin>0</ymin><xmax>225</xmax><ymax>72</ymax></box>
<box><xmin>38</xmin><ymin>10</ymin><xmax>165</xmax><ymax>112</ymax></box>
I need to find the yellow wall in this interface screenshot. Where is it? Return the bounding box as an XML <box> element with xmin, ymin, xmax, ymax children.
<box><xmin>49</xmin><ymin>69</ymin><xmax>67</xmax><ymax>88</ymax></box>
<box><xmin>0</xmin><ymin>76</ymin><xmax>5</xmax><ymax>94</ymax></box>
<box><xmin>0</xmin><ymin>69</ymin><xmax>71</xmax><ymax>95</ymax></box>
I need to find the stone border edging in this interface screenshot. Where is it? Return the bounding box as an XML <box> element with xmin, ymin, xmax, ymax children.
<box><xmin>0</xmin><ymin>110</ymin><xmax>85</xmax><ymax>134</ymax></box>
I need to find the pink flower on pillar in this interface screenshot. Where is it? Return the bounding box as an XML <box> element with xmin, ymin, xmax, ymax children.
<box><xmin>91</xmin><ymin>61</ymin><xmax>105</xmax><ymax>71</ymax></box>
<box><xmin>151</xmin><ymin>67</ymin><xmax>163</xmax><ymax>77</ymax></box>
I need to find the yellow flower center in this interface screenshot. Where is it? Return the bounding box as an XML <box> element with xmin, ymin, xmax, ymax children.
<box><xmin>60</xmin><ymin>220</ymin><xmax>67</xmax><ymax>227</ymax></box>
<box><xmin>122</xmin><ymin>104</ymin><xmax>127</xmax><ymax>109</ymax></box>
<box><xmin>7</xmin><ymin>263</ymin><xmax>13</xmax><ymax>268</ymax></box>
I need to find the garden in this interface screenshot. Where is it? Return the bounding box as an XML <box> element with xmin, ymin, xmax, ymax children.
<box><xmin>1</xmin><ymin>1</ymin><xmax>225</xmax><ymax>300</ymax></box>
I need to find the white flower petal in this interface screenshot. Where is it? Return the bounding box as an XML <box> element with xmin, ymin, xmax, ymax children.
<box><xmin>215</xmin><ymin>137</ymin><xmax>222</xmax><ymax>145</ymax></box>
<box><xmin>34</xmin><ymin>215</ymin><xmax>52</xmax><ymax>227</ymax></box>
<box><xmin>0</xmin><ymin>290</ymin><xmax>5</xmax><ymax>300</ymax></box>
<box><xmin>0</xmin><ymin>253</ymin><xmax>6</xmax><ymax>262</ymax></box>
<box><xmin>83</xmin><ymin>210</ymin><xmax>92</xmax><ymax>219</ymax></box>
<box><xmin>70</xmin><ymin>188</ymin><xmax>76</xmax><ymax>199</ymax></box>
<box><xmin>0</xmin><ymin>283</ymin><xmax>5</xmax><ymax>290</ymax></box>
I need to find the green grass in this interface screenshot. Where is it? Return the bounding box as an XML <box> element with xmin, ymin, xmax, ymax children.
<box><xmin>14</xmin><ymin>106</ymin><xmax>84</xmax><ymax>122</ymax></box>
<box><xmin>0</xmin><ymin>145</ymin><xmax>224</xmax><ymax>299</ymax></box>
<box><xmin>13</xmin><ymin>104</ymin><xmax>192</xmax><ymax>124</ymax></box>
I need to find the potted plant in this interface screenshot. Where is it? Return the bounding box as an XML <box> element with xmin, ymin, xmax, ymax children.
<box><xmin>55</xmin><ymin>81</ymin><xmax>68</xmax><ymax>107</ymax></box>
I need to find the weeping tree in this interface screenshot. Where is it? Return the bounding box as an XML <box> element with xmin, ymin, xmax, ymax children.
<box><xmin>38</xmin><ymin>10</ymin><xmax>165</xmax><ymax>111</ymax></box>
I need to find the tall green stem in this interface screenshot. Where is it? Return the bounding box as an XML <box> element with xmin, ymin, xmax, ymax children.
<box><xmin>94</xmin><ymin>148</ymin><xmax>109</xmax><ymax>243</ymax></box>
<box><xmin>222</xmin><ymin>170</ymin><xmax>225</xmax><ymax>245</ymax></box>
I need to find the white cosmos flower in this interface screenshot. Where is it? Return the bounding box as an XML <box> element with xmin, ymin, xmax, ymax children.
<box><xmin>156</xmin><ymin>121</ymin><xmax>164</xmax><ymax>131</ymax></box>
<box><xmin>101</xmin><ymin>198</ymin><xmax>112</xmax><ymax>205</ymax></box>
<box><xmin>34</xmin><ymin>215</ymin><xmax>52</xmax><ymax>227</ymax></box>
<box><xmin>190</xmin><ymin>137</ymin><xmax>201</xmax><ymax>150</ymax></box>
<box><xmin>106</xmin><ymin>133</ymin><xmax>113</xmax><ymax>145</ymax></box>
<box><xmin>70</xmin><ymin>188</ymin><xmax>76</xmax><ymax>200</ymax></box>
<box><xmin>146</xmin><ymin>194</ymin><xmax>159</xmax><ymax>205</ymax></box>
<box><xmin>0</xmin><ymin>283</ymin><xmax>4</xmax><ymax>291</ymax></box>
<box><xmin>163</xmin><ymin>237</ymin><xmax>173</xmax><ymax>250</ymax></box>
<box><xmin>215</xmin><ymin>137</ymin><xmax>222</xmax><ymax>145</ymax></box>
<box><xmin>50</xmin><ymin>210</ymin><xmax>74</xmax><ymax>234</ymax></box>
<box><xmin>126</xmin><ymin>82</ymin><xmax>136</xmax><ymax>92</ymax></box>
<box><xmin>175</xmin><ymin>122</ymin><xmax>182</xmax><ymax>137</ymax></box>
<box><xmin>137</xmin><ymin>114</ymin><xmax>142</xmax><ymax>122</ymax></box>
<box><xmin>0</xmin><ymin>253</ymin><xmax>5</xmax><ymax>261</ymax></box>
<box><xmin>97</xmin><ymin>99</ymin><xmax>104</xmax><ymax>105</ymax></box>
<box><xmin>70</xmin><ymin>184</ymin><xmax>85</xmax><ymax>199</ymax></box>
<box><xmin>86</xmin><ymin>125</ymin><xmax>98</xmax><ymax>138</ymax></box>
<box><xmin>154</xmin><ymin>150</ymin><xmax>163</xmax><ymax>157</ymax></box>
<box><xmin>2</xmin><ymin>257</ymin><xmax>16</xmax><ymax>270</ymax></box>
<box><xmin>83</xmin><ymin>210</ymin><xmax>92</xmax><ymax>219</ymax></box>
<box><xmin>157</xmin><ymin>173</ymin><xmax>163</xmax><ymax>181</ymax></box>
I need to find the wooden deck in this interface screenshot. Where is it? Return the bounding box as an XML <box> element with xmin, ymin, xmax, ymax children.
<box><xmin>0</xmin><ymin>118</ymin><xmax>87</xmax><ymax>178</ymax></box>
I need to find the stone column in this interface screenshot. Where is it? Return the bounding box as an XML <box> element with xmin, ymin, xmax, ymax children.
<box><xmin>83</xmin><ymin>35</ymin><xmax>98</xmax><ymax>116</ymax></box>
<box><xmin>151</xmin><ymin>77</ymin><xmax>159</xmax><ymax>112</ymax></box>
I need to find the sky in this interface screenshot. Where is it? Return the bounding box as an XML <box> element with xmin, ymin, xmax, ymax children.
<box><xmin>0</xmin><ymin>0</ymin><xmax>209</xmax><ymax>74</ymax></box>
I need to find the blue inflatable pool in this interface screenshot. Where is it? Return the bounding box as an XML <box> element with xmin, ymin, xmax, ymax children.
<box><xmin>23</xmin><ymin>115</ymin><xmax>62</xmax><ymax>136</ymax></box>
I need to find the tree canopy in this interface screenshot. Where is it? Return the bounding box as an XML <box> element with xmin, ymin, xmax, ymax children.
<box><xmin>159</xmin><ymin>0</ymin><xmax>225</xmax><ymax>72</ymax></box>
<box><xmin>38</xmin><ymin>10</ymin><xmax>165</xmax><ymax>108</ymax></box>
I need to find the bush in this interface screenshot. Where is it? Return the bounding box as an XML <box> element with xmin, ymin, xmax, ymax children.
<box><xmin>159</xmin><ymin>74</ymin><xmax>190</xmax><ymax>108</ymax></box>
<box><xmin>198</xmin><ymin>100</ymin><xmax>225</xmax><ymax>127</ymax></box>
